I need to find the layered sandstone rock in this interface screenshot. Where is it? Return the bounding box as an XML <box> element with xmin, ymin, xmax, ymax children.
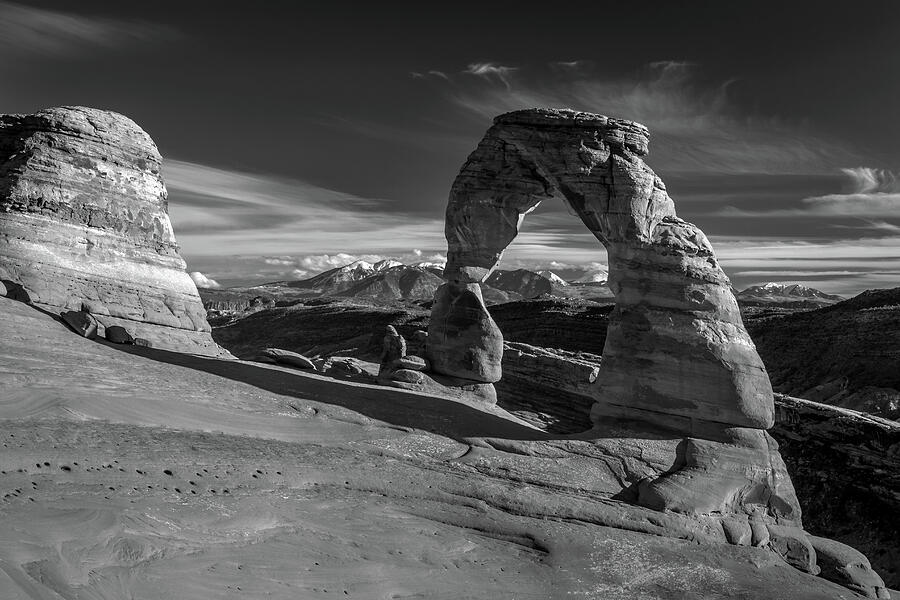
<box><xmin>432</xmin><ymin>108</ymin><xmax>772</xmax><ymax>433</ymax></box>
<box><xmin>0</xmin><ymin>106</ymin><xmax>226</xmax><ymax>356</ymax></box>
<box><xmin>423</xmin><ymin>108</ymin><xmax>888</xmax><ymax>595</ymax></box>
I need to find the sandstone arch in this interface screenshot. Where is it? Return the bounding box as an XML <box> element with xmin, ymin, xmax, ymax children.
<box><xmin>426</xmin><ymin>108</ymin><xmax>773</xmax><ymax>436</ymax></box>
<box><xmin>425</xmin><ymin>108</ymin><xmax>809</xmax><ymax>537</ymax></box>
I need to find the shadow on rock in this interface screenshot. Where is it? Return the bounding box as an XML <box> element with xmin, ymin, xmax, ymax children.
<box><xmin>102</xmin><ymin>341</ymin><xmax>552</xmax><ymax>443</ymax></box>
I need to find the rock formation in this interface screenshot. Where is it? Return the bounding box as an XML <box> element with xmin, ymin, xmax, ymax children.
<box><xmin>423</xmin><ymin>108</ymin><xmax>887</xmax><ymax>596</ymax></box>
<box><xmin>430</xmin><ymin>108</ymin><xmax>773</xmax><ymax>431</ymax></box>
<box><xmin>0</xmin><ymin>106</ymin><xmax>226</xmax><ymax>356</ymax></box>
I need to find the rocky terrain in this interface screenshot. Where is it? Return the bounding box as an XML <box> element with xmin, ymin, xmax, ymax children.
<box><xmin>1</xmin><ymin>295</ymin><xmax>888</xmax><ymax>600</ymax></box>
<box><xmin>0</xmin><ymin>106</ymin><xmax>224</xmax><ymax>356</ymax></box>
<box><xmin>746</xmin><ymin>287</ymin><xmax>900</xmax><ymax>420</ymax></box>
<box><xmin>738</xmin><ymin>282</ymin><xmax>844</xmax><ymax>309</ymax></box>
<box><xmin>202</xmin><ymin>294</ymin><xmax>900</xmax><ymax>590</ymax></box>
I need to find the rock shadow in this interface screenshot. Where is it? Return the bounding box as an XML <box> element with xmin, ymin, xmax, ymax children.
<box><xmin>101</xmin><ymin>341</ymin><xmax>552</xmax><ymax>443</ymax></box>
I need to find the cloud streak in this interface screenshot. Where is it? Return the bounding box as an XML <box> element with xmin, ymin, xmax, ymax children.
<box><xmin>0</xmin><ymin>1</ymin><xmax>177</xmax><ymax>57</ymax></box>
<box><xmin>717</xmin><ymin>167</ymin><xmax>900</xmax><ymax>219</ymax></box>
<box><xmin>418</xmin><ymin>61</ymin><xmax>859</xmax><ymax>175</ymax></box>
<box><xmin>164</xmin><ymin>159</ymin><xmax>445</xmax><ymax>260</ymax></box>
<box><xmin>463</xmin><ymin>62</ymin><xmax>517</xmax><ymax>89</ymax></box>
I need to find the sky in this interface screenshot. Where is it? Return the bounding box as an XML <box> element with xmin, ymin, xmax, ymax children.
<box><xmin>1</xmin><ymin>1</ymin><xmax>899</xmax><ymax>295</ymax></box>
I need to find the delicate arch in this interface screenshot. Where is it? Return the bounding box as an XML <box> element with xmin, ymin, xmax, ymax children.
<box><xmin>427</xmin><ymin>108</ymin><xmax>773</xmax><ymax>436</ymax></box>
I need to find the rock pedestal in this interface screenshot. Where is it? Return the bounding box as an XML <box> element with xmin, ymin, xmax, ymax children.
<box><xmin>426</xmin><ymin>282</ymin><xmax>503</xmax><ymax>383</ymax></box>
<box><xmin>0</xmin><ymin>106</ymin><xmax>227</xmax><ymax>356</ymax></box>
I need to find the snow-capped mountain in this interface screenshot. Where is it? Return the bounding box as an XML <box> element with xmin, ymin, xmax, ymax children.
<box><xmin>286</xmin><ymin>259</ymin><xmax>402</xmax><ymax>292</ymax></box>
<box><xmin>737</xmin><ymin>282</ymin><xmax>843</xmax><ymax>305</ymax></box>
<box><xmin>414</xmin><ymin>261</ymin><xmax>446</xmax><ymax>270</ymax></box>
<box><xmin>485</xmin><ymin>269</ymin><xmax>553</xmax><ymax>299</ymax></box>
<box><xmin>536</xmin><ymin>270</ymin><xmax>569</xmax><ymax>287</ymax></box>
<box><xmin>570</xmin><ymin>267</ymin><xmax>609</xmax><ymax>284</ymax></box>
<box><xmin>255</xmin><ymin>258</ymin><xmax>611</xmax><ymax>304</ymax></box>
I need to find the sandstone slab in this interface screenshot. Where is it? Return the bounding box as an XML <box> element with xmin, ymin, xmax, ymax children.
<box><xmin>61</xmin><ymin>309</ymin><xmax>98</xmax><ymax>339</ymax></box>
<box><xmin>394</xmin><ymin>355</ymin><xmax>428</xmax><ymax>371</ymax></box>
<box><xmin>260</xmin><ymin>347</ymin><xmax>317</xmax><ymax>370</ymax></box>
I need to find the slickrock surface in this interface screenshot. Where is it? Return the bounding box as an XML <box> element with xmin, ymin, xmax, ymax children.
<box><xmin>204</xmin><ymin>296</ymin><xmax>900</xmax><ymax>590</ymax></box>
<box><xmin>497</xmin><ymin>344</ymin><xmax>900</xmax><ymax>590</ymax></box>
<box><xmin>0</xmin><ymin>106</ymin><xmax>225</xmax><ymax>356</ymax></box>
<box><xmin>0</xmin><ymin>296</ymin><xmax>871</xmax><ymax>600</ymax></box>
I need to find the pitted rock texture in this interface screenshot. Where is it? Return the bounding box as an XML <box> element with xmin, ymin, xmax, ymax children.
<box><xmin>0</xmin><ymin>106</ymin><xmax>226</xmax><ymax>356</ymax></box>
<box><xmin>433</xmin><ymin>107</ymin><xmax>772</xmax><ymax>435</ymax></box>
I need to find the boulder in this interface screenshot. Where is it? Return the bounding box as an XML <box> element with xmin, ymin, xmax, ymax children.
<box><xmin>1</xmin><ymin>280</ymin><xmax>30</xmax><ymax>303</ymax></box>
<box><xmin>60</xmin><ymin>310</ymin><xmax>98</xmax><ymax>339</ymax></box>
<box><xmin>809</xmin><ymin>535</ymin><xmax>890</xmax><ymax>599</ymax></box>
<box><xmin>261</xmin><ymin>348</ymin><xmax>317</xmax><ymax>370</ymax></box>
<box><xmin>0</xmin><ymin>106</ymin><xmax>228</xmax><ymax>357</ymax></box>
<box><xmin>105</xmin><ymin>325</ymin><xmax>134</xmax><ymax>344</ymax></box>
<box><xmin>390</xmin><ymin>368</ymin><xmax>425</xmax><ymax>385</ymax></box>
<box><xmin>394</xmin><ymin>355</ymin><xmax>428</xmax><ymax>371</ymax></box>
<box><xmin>324</xmin><ymin>357</ymin><xmax>370</xmax><ymax>380</ymax></box>
<box><xmin>379</xmin><ymin>325</ymin><xmax>406</xmax><ymax>375</ymax></box>
<box><xmin>0</xmin><ymin>280</ymin><xmax>6</xmax><ymax>297</ymax></box>
<box><xmin>133</xmin><ymin>337</ymin><xmax>152</xmax><ymax>348</ymax></box>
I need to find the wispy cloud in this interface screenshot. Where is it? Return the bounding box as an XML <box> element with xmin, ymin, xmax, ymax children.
<box><xmin>417</xmin><ymin>61</ymin><xmax>858</xmax><ymax>175</ymax></box>
<box><xmin>0</xmin><ymin>1</ymin><xmax>177</xmax><ymax>57</ymax></box>
<box><xmin>463</xmin><ymin>62</ymin><xmax>517</xmax><ymax>89</ymax></box>
<box><xmin>842</xmin><ymin>167</ymin><xmax>900</xmax><ymax>193</ymax></box>
<box><xmin>717</xmin><ymin>167</ymin><xmax>900</xmax><ymax>218</ymax></box>
<box><xmin>411</xmin><ymin>70</ymin><xmax>450</xmax><ymax>80</ymax></box>
<box><xmin>164</xmin><ymin>159</ymin><xmax>444</xmax><ymax>260</ymax></box>
<box><xmin>550</xmin><ymin>60</ymin><xmax>589</xmax><ymax>70</ymax></box>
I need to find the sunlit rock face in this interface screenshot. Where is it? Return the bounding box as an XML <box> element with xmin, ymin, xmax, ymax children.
<box><xmin>433</xmin><ymin>108</ymin><xmax>773</xmax><ymax>433</ymax></box>
<box><xmin>425</xmin><ymin>107</ymin><xmax>826</xmax><ymax>579</ymax></box>
<box><xmin>0</xmin><ymin>106</ymin><xmax>226</xmax><ymax>356</ymax></box>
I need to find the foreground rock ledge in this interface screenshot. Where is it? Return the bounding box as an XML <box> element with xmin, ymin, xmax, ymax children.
<box><xmin>420</xmin><ymin>107</ymin><xmax>889</xmax><ymax>598</ymax></box>
<box><xmin>0</xmin><ymin>106</ymin><xmax>226</xmax><ymax>356</ymax></box>
<box><xmin>0</xmin><ymin>295</ymin><xmax>886</xmax><ymax>599</ymax></box>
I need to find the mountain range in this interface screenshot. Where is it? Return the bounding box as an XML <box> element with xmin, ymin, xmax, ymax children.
<box><xmin>203</xmin><ymin>257</ymin><xmax>851</xmax><ymax>316</ymax></box>
<box><xmin>202</xmin><ymin>259</ymin><xmax>610</xmax><ymax>309</ymax></box>
<box><xmin>737</xmin><ymin>282</ymin><xmax>843</xmax><ymax>307</ymax></box>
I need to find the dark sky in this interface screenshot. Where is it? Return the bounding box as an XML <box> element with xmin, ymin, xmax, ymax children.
<box><xmin>2</xmin><ymin>1</ymin><xmax>899</xmax><ymax>293</ymax></box>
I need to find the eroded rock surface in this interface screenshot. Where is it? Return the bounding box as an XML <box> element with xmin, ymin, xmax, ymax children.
<box><xmin>4</xmin><ymin>295</ymin><xmax>876</xmax><ymax>600</ymax></box>
<box><xmin>0</xmin><ymin>106</ymin><xmax>225</xmax><ymax>356</ymax></box>
<box><xmin>422</xmin><ymin>108</ymin><xmax>884</xmax><ymax>595</ymax></box>
<box><xmin>432</xmin><ymin>108</ymin><xmax>772</xmax><ymax>433</ymax></box>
